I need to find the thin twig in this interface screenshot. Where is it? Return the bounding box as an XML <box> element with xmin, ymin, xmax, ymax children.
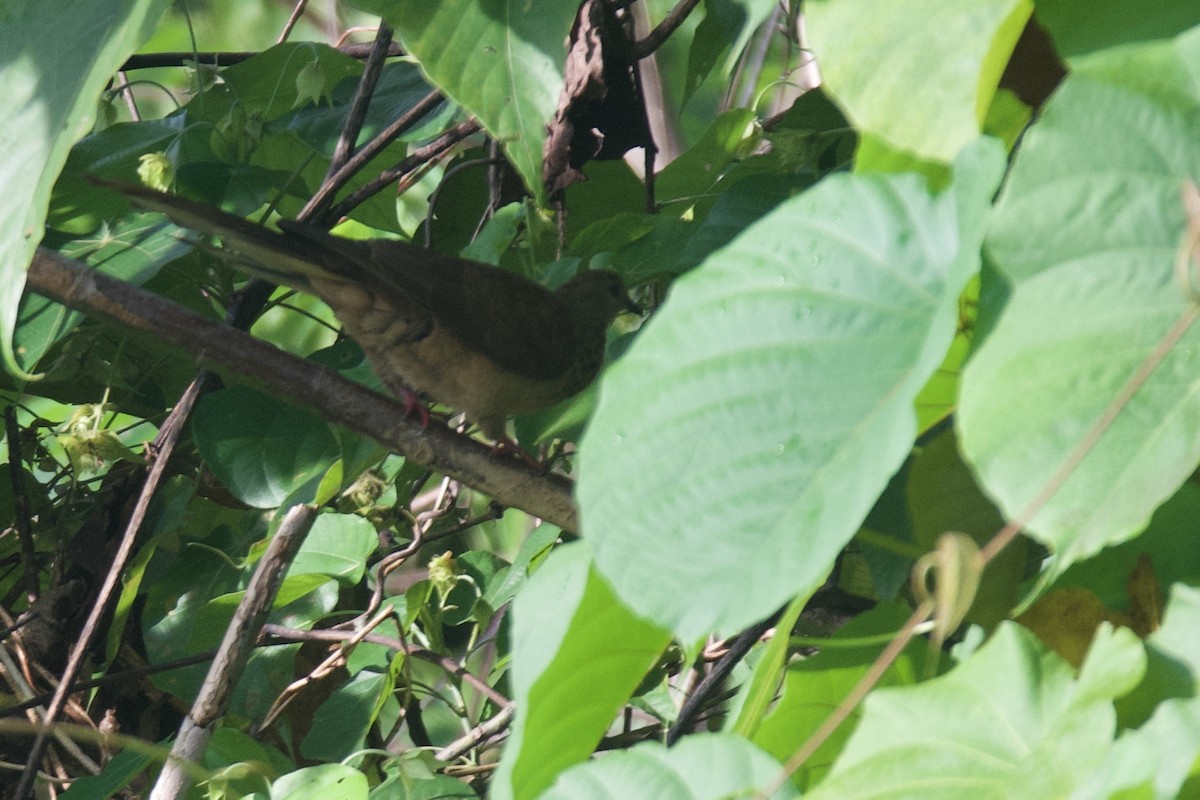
<box><xmin>260</xmin><ymin>624</ymin><xmax>511</xmax><ymax>709</ymax></box>
<box><xmin>301</xmin><ymin>86</ymin><xmax>445</xmax><ymax>223</ymax></box>
<box><xmin>115</xmin><ymin>70</ymin><xmax>141</xmax><ymax>120</ymax></box>
<box><xmin>0</xmin><ymin>650</ymin><xmax>216</xmax><ymax>718</ymax></box>
<box><xmin>323</xmin><ymin>118</ymin><xmax>480</xmax><ymax>224</ymax></box>
<box><xmin>276</xmin><ymin>0</ymin><xmax>309</xmax><ymax>44</ymax></box>
<box><xmin>632</xmin><ymin>0</ymin><xmax>702</xmax><ymax>58</ymax></box>
<box><xmin>326</xmin><ymin>21</ymin><xmax>393</xmax><ymax>178</ymax></box>
<box><xmin>435</xmin><ymin>704</ymin><xmax>515</xmax><ymax>762</ymax></box>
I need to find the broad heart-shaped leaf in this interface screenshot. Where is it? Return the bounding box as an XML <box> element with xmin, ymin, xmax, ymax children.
<box><xmin>806</xmin><ymin>623</ymin><xmax>1145</xmax><ymax>800</ymax></box>
<box><xmin>0</xmin><ymin>0</ymin><xmax>169</xmax><ymax>377</ymax></box>
<box><xmin>491</xmin><ymin>543</ymin><xmax>671</xmax><ymax>800</ymax></box>
<box><xmin>805</xmin><ymin>0</ymin><xmax>1029</xmax><ymax>165</ymax></box>
<box><xmin>192</xmin><ymin>386</ymin><xmax>341</xmax><ymax>509</ymax></box>
<box><xmin>959</xmin><ymin>29</ymin><xmax>1200</xmax><ymax>574</ymax></box>
<box><xmin>579</xmin><ymin>139</ymin><xmax>1005</xmax><ymax>641</ymax></box>
<box><xmin>537</xmin><ymin>733</ymin><xmax>797</xmax><ymax>800</ymax></box>
<box><xmin>354</xmin><ymin>0</ymin><xmax>576</xmax><ymax>203</ymax></box>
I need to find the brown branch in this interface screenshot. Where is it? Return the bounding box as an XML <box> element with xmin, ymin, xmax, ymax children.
<box><xmin>302</xmin><ymin>89</ymin><xmax>447</xmax><ymax>225</ymax></box>
<box><xmin>632</xmin><ymin>0</ymin><xmax>702</xmax><ymax>59</ymax></box>
<box><xmin>25</xmin><ymin>249</ymin><xmax>579</xmax><ymax>531</ymax></box>
<box><xmin>324</xmin><ymin>118</ymin><xmax>482</xmax><ymax>223</ymax></box>
<box><xmin>326</xmin><ymin>21</ymin><xmax>394</xmax><ymax>182</ymax></box>
<box><xmin>261</xmin><ymin>624</ymin><xmax>510</xmax><ymax>710</ymax></box>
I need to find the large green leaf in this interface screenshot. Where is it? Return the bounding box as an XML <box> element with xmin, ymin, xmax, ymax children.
<box><xmin>537</xmin><ymin>734</ymin><xmax>798</xmax><ymax>800</ymax></box>
<box><xmin>806</xmin><ymin>0</ymin><xmax>1030</xmax><ymax>166</ymax></box>
<box><xmin>959</xmin><ymin>29</ymin><xmax>1200</xmax><ymax>572</ymax></box>
<box><xmin>1035</xmin><ymin>0</ymin><xmax>1200</xmax><ymax>62</ymax></box>
<box><xmin>355</xmin><ymin>0</ymin><xmax>577</xmax><ymax>203</ymax></box>
<box><xmin>579</xmin><ymin>140</ymin><xmax>1004</xmax><ymax>640</ymax></box>
<box><xmin>0</xmin><ymin>0</ymin><xmax>170</xmax><ymax>377</ymax></box>
<box><xmin>806</xmin><ymin>623</ymin><xmax>1145</xmax><ymax>799</ymax></box>
<box><xmin>491</xmin><ymin>543</ymin><xmax>671</xmax><ymax>800</ymax></box>
<box><xmin>192</xmin><ymin>386</ymin><xmax>341</xmax><ymax>509</ymax></box>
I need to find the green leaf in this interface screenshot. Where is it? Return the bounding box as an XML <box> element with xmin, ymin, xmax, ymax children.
<box><xmin>271</xmin><ymin>764</ymin><xmax>368</xmax><ymax>800</ymax></box>
<box><xmin>806</xmin><ymin>0</ymin><xmax>1030</xmax><ymax>165</ymax></box>
<box><xmin>288</xmin><ymin>512</ymin><xmax>378</xmax><ymax>584</ymax></box>
<box><xmin>655</xmin><ymin>108</ymin><xmax>759</xmax><ymax>203</ymax></box>
<box><xmin>0</xmin><ymin>0</ymin><xmax>170</xmax><ymax>378</ymax></box>
<box><xmin>192</xmin><ymin>386</ymin><xmax>341</xmax><ymax>509</ymax></box>
<box><xmin>580</xmin><ymin>139</ymin><xmax>1005</xmax><ymax>640</ymax></box>
<box><xmin>359</xmin><ymin>0</ymin><xmax>578</xmax><ymax>203</ymax></box>
<box><xmin>1035</xmin><ymin>0</ymin><xmax>1200</xmax><ymax>63</ymax></box>
<box><xmin>20</xmin><ymin>214</ymin><xmax>194</xmax><ymax>371</ymax></box>
<box><xmin>806</xmin><ymin>623</ymin><xmax>1145</xmax><ymax>799</ymax></box>
<box><xmin>729</xmin><ymin>594</ymin><xmax>806</xmax><ymax>739</ymax></box>
<box><xmin>538</xmin><ymin>733</ymin><xmax>798</xmax><ymax>800</ymax></box>
<box><xmin>491</xmin><ymin>543</ymin><xmax>671</xmax><ymax>800</ymax></box>
<box><xmin>959</xmin><ymin>32</ymin><xmax>1200</xmax><ymax>572</ymax></box>
<box><xmin>684</xmin><ymin>0</ymin><xmax>779</xmax><ymax>108</ymax></box>
<box><xmin>300</xmin><ymin>670</ymin><xmax>389</xmax><ymax>761</ymax></box>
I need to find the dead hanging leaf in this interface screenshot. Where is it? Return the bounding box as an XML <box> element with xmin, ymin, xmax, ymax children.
<box><xmin>543</xmin><ymin>0</ymin><xmax>654</xmax><ymax>198</ymax></box>
<box><xmin>1126</xmin><ymin>553</ymin><xmax>1163</xmax><ymax>637</ymax></box>
<box><xmin>1016</xmin><ymin>587</ymin><xmax>1130</xmax><ymax>668</ymax></box>
<box><xmin>1016</xmin><ymin>555</ymin><xmax>1163</xmax><ymax>667</ymax></box>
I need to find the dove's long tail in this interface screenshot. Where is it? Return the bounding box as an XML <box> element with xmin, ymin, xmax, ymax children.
<box><xmin>86</xmin><ymin>177</ymin><xmax>366</xmax><ymax>291</ymax></box>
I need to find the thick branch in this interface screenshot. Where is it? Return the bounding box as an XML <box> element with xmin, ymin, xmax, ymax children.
<box><xmin>26</xmin><ymin>249</ymin><xmax>579</xmax><ymax>531</ymax></box>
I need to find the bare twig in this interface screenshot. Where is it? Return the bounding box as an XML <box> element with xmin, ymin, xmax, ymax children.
<box><xmin>632</xmin><ymin>0</ymin><xmax>702</xmax><ymax>58</ymax></box>
<box><xmin>0</xmin><ymin>650</ymin><xmax>216</xmax><ymax>718</ymax></box>
<box><xmin>325</xmin><ymin>21</ymin><xmax>394</xmax><ymax>178</ymax></box>
<box><xmin>435</xmin><ymin>704</ymin><xmax>514</xmax><ymax>762</ymax></box>
<box><xmin>260</xmin><ymin>624</ymin><xmax>510</xmax><ymax>709</ymax></box>
<box><xmin>324</xmin><ymin>118</ymin><xmax>482</xmax><ymax>223</ymax></box>
<box><xmin>301</xmin><ymin>89</ymin><xmax>446</xmax><ymax>223</ymax></box>
<box><xmin>277</xmin><ymin>0</ymin><xmax>310</xmax><ymax>44</ymax></box>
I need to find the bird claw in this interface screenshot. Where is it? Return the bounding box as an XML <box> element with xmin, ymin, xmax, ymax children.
<box><xmin>400</xmin><ymin>391</ymin><xmax>431</xmax><ymax>429</ymax></box>
<box><xmin>489</xmin><ymin>437</ymin><xmax>544</xmax><ymax>469</ymax></box>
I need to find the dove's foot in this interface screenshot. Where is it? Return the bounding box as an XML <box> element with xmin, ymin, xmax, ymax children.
<box><xmin>399</xmin><ymin>390</ymin><xmax>431</xmax><ymax>429</ymax></box>
<box><xmin>489</xmin><ymin>437</ymin><xmax>545</xmax><ymax>469</ymax></box>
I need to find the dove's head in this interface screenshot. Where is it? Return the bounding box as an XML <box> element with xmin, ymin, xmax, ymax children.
<box><xmin>556</xmin><ymin>269</ymin><xmax>637</xmax><ymax>330</ymax></box>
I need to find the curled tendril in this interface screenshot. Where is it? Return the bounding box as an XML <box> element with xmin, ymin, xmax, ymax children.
<box><xmin>1174</xmin><ymin>181</ymin><xmax>1200</xmax><ymax>303</ymax></box>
